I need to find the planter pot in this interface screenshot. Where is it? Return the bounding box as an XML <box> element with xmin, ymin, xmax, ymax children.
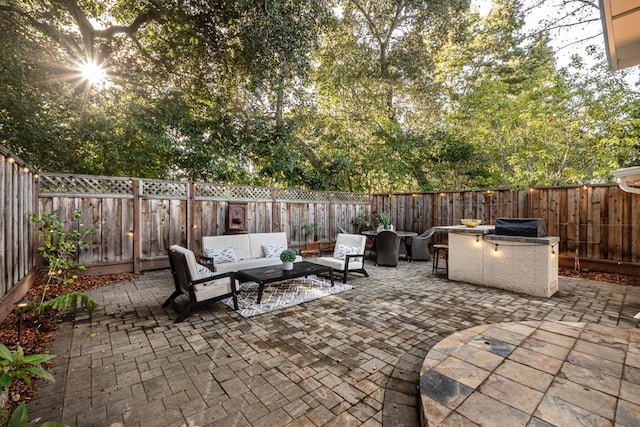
<box><xmin>282</xmin><ymin>261</ymin><xmax>294</xmax><ymax>270</ymax></box>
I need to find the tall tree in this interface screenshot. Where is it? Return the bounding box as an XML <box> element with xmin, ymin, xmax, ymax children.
<box><xmin>0</xmin><ymin>0</ymin><xmax>330</xmax><ymax>180</ymax></box>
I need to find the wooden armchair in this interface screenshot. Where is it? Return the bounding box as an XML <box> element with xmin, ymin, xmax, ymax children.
<box><xmin>162</xmin><ymin>245</ymin><xmax>238</xmax><ymax>322</ymax></box>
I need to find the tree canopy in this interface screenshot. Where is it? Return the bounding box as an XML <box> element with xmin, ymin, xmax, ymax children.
<box><xmin>1</xmin><ymin>0</ymin><xmax>638</xmax><ymax>191</ymax></box>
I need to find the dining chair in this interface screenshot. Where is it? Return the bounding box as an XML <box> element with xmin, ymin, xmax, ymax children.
<box><xmin>409</xmin><ymin>227</ymin><xmax>435</xmax><ymax>261</ymax></box>
<box><xmin>375</xmin><ymin>230</ymin><xmax>401</xmax><ymax>267</ymax></box>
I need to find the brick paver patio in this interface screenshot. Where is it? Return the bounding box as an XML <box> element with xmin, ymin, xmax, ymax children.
<box><xmin>27</xmin><ymin>260</ymin><xmax>640</xmax><ymax>426</ymax></box>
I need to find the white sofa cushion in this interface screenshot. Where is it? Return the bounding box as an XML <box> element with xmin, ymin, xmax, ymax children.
<box><xmin>332</xmin><ymin>234</ymin><xmax>366</xmax><ymax>258</ymax></box>
<box><xmin>316</xmin><ymin>256</ymin><xmax>364</xmax><ymax>271</ymax></box>
<box><xmin>335</xmin><ymin>244</ymin><xmax>360</xmax><ymax>260</ymax></box>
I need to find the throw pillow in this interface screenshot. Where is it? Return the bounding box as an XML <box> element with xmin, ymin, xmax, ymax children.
<box><xmin>336</xmin><ymin>244</ymin><xmax>360</xmax><ymax>260</ymax></box>
<box><xmin>262</xmin><ymin>244</ymin><xmax>287</xmax><ymax>258</ymax></box>
<box><xmin>204</xmin><ymin>247</ymin><xmax>237</xmax><ymax>264</ymax></box>
<box><xmin>196</xmin><ymin>263</ymin><xmax>215</xmax><ymax>279</ymax></box>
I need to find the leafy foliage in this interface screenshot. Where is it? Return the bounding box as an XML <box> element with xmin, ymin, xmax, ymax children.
<box><xmin>34</xmin><ymin>292</ymin><xmax>98</xmax><ymax>316</ymax></box>
<box><xmin>0</xmin><ymin>344</ymin><xmax>57</xmax><ymax>426</ymax></box>
<box><xmin>1</xmin><ymin>0</ymin><xmax>638</xmax><ymax>191</ymax></box>
<box><xmin>0</xmin><ymin>345</ymin><xmax>55</xmax><ymax>392</ymax></box>
<box><xmin>279</xmin><ymin>249</ymin><xmax>297</xmax><ymax>263</ymax></box>
<box><xmin>29</xmin><ymin>211</ymin><xmax>92</xmax><ymax>287</ymax></box>
<box><xmin>28</xmin><ymin>210</ymin><xmax>98</xmax><ymax>315</ymax></box>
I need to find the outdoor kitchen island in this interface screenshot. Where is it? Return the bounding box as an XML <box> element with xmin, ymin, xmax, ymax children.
<box><xmin>434</xmin><ymin>225</ymin><xmax>560</xmax><ymax>298</ymax></box>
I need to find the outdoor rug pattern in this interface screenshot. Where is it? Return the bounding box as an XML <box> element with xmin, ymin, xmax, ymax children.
<box><xmin>222</xmin><ymin>276</ymin><xmax>352</xmax><ymax>317</ymax></box>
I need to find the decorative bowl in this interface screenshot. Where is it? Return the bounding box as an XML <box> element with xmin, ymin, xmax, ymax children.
<box><xmin>460</xmin><ymin>218</ymin><xmax>482</xmax><ymax>227</ymax></box>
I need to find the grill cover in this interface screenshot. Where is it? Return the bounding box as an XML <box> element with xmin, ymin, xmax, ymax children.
<box><xmin>495</xmin><ymin>218</ymin><xmax>547</xmax><ymax>237</ymax></box>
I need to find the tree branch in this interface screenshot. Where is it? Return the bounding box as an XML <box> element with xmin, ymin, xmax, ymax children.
<box><xmin>55</xmin><ymin>0</ymin><xmax>163</xmax><ymax>60</ymax></box>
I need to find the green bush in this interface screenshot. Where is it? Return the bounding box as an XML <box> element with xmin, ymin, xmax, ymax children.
<box><xmin>28</xmin><ymin>210</ymin><xmax>97</xmax><ymax>315</ymax></box>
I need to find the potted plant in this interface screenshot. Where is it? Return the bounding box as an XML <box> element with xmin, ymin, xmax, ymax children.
<box><xmin>379</xmin><ymin>212</ymin><xmax>392</xmax><ymax>230</ymax></box>
<box><xmin>351</xmin><ymin>211</ymin><xmax>372</xmax><ymax>232</ymax></box>
<box><xmin>279</xmin><ymin>249</ymin><xmax>297</xmax><ymax>270</ymax></box>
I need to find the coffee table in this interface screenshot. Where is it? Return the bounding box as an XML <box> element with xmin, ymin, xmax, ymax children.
<box><xmin>235</xmin><ymin>261</ymin><xmax>334</xmax><ymax>304</ymax></box>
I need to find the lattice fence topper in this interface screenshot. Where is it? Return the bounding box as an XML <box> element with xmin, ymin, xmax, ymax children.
<box><xmin>195</xmin><ymin>183</ymin><xmax>272</xmax><ymax>201</ymax></box>
<box><xmin>141</xmin><ymin>180</ymin><xmax>188</xmax><ymax>198</ymax></box>
<box><xmin>331</xmin><ymin>192</ymin><xmax>370</xmax><ymax>204</ymax></box>
<box><xmin>274</xmin><ymin>188</ymin><xmax>330</xmax><ymax>202</ymax></box>
<box><xmin>39</xmin><ymin>173</ymin><xmax>369</xmax><ymax>203</ymax></box>
<box><xmin>39</xmin><ymin>173</ymin><xmax>132</xmax><ymax>196</ymax></box>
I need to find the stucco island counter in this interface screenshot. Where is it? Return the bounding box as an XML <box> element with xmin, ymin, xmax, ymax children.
<box><xmin>434</xmin><ymin>225</ymin><xmax>560</xmax><ymax>298</ymax></box>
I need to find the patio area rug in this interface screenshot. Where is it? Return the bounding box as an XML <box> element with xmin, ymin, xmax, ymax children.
<box><xmin>222</xmin><ymin>276</ymin><xmax>352</xmax><ymax>317</ymax></box>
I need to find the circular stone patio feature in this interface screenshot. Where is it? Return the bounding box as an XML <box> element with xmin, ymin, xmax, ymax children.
<box><xmin>419</xmin><ymin>321</ymin><xmax>640</xmax><ymax>426</ymax></box>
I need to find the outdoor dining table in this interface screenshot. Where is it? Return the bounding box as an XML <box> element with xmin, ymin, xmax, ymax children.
<box><xmin>361</xmin><ymin>230</ymin><xmax>418</xmax><ymax>259</ymax></box>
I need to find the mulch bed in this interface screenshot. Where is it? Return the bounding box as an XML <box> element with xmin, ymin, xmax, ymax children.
<box><xmin>558</xmin><ymin>267</ymin><xmax>640</xmax><ymax>286</ymax></box>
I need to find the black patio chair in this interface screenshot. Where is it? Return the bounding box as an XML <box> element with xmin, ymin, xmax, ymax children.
<box><xmin>163</xmin><ymin>245</ymin><xmax>238</xmax><ymax>322</ymax></box>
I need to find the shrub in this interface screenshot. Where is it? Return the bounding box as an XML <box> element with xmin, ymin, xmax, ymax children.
<box><xmin>28</xmin><ymin>210</ymin><xmax>98</xmax><ymax>315</ymax></box>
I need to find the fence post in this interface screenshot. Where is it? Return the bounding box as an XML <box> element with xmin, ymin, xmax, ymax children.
<box><xmin>132</xmin><ymin>180</ymin><xmax>142</xmax><ymax>274</ymax></box>
<box><xmin>188</xmin><ymin>182</ymin><xmax>195</xmax><ymax>249</ymax></box>
<box><xmin>328</xmin><ymin>193</ymin><xmax>334</xmax><ymax>240</ymax></box>
<box><xmin>271</xmin><ymin>188</ymin><xmax>277</xmax><ymax>232</ymax></box>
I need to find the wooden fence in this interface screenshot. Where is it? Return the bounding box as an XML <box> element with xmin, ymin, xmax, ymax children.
<box><xmin>0</xmin><ymin>148</ymin><xmax>37</xmax><ymax>321</ymax></box>
<box><xmin>38</xmin><ymin>173</ymin><xmax>371</xmax><ymax>274</ymax></box>
<box><xmin>371</xmin><ymin>186</ymin><xmax>640</xmax><ymax>273</ymax></box>
<box><xmin>3</xmin><ymin>148</ymin><xmax>640</xmax><ymax>322</ymax></box>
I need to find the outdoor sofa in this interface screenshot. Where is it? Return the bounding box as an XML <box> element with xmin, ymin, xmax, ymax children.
<box><xmin>201</xmin><ymin>232</ymin><xmax>302</xmax><ymax>273</ymax></box>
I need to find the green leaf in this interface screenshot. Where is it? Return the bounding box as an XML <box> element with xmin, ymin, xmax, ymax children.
<box><xmin>23</xmin><ymin>354</ymin><xmax>56</xmax><ymax>365</ymax></box>
<box><xmin>23</xmin><ymin>367</ymin><xmax>56</xmax><ymax>383</ymax></box>
<box><xmin>7</xmin><ymin>403</ymin><xmax>28</xmax><ymax>427</ymax></box>
<box><xmin>0</xmin><ymin>344</ymin><xmax>15</xmax><ymax>362</ymax></box>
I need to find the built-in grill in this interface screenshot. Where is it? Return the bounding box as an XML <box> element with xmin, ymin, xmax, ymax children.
<box><xmin>494</xmin><ymin>218</ymin><xmax>547</xmax><ymax>238</ymax></box>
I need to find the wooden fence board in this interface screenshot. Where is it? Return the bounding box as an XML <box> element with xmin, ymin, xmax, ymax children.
<box><xmin>1</xmin><ymin>151</ymin><xmax>37</xmax><ymax>308</ymax></box>
<box><xmin>1</xmin><ymin>158</ymin><xmax>8</xmax><ymax>296</ymax></box>
<box><xmin>103</xmin><ymin>198</ymin><xmax>119</xmax><ymax>263</ymax></box>
<box><xmin>608</xmin><ymin>186</ymin><xmax>624</xmax><ymax>261</ymax></box>
<box><xmin>11</xmin><ymin>167</ymin><xmax>18</xmax><ymax>283</ymax></box>
<box><xmin>621</xmin><ymin>187</ymin><xmax>632</xmax><ymax>262</ymax></box>
<box><xmin>633</xmin><ymin>194</ymin><xmax>640</xmax><ymax>263</ymax></box>
<box><xmin>566</xmin><ymin>188</ymin><xmax>580</xmax><ymax>255</ymax></box>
